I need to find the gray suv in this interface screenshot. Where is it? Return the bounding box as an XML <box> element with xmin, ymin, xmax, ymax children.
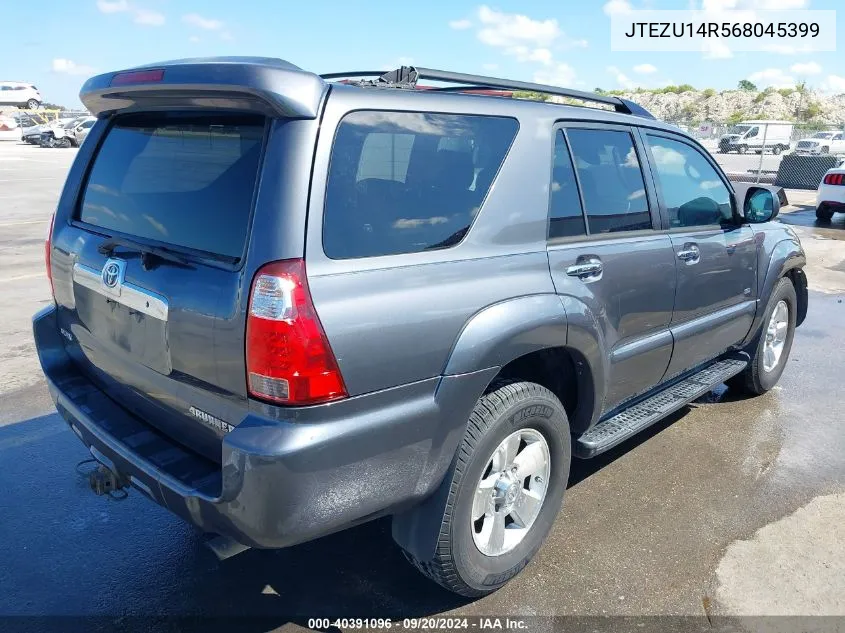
<box><xmin>33</xmin><ymin>58</ymin><xmax>808</xmax><ymax>597</ymax></box>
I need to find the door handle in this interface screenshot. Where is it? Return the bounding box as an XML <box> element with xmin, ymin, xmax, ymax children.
<box><xmin>676</xmin><ymin>243</ymin><xmax>700</xmax><ymax>265</ymax></box>
<box><xmin>566</xmin><ymin>258</ymin><xmax>603</xmax><ymax>281</ymax></box>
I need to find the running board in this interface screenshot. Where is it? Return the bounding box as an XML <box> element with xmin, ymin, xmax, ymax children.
<box><xmin>575</xmin><ymin>358</ymin><xmax>748</xmax><ymax>458</ymax></box>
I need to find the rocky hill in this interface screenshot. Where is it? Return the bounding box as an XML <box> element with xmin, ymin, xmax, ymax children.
<box><xmin>606</xmin><ymin>87</ymin><xmax>845</xmax><ymax>125</ymax></box>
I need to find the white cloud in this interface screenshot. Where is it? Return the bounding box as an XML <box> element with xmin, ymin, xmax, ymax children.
<box><xmin>133</xmin><ymin>9</ymin><xmax>164</xmax><ymax>26</ymax></box>
<box><xmin>189</xmin><ymin>36</ymin><xmax>200</xmax><ymax>43</ymax></box>
<box><xmin>603</xmin><ymin>0</ymin><xmax>633</xmax><ymax>15</ymax></box>
<box><xmin>790</xmin><ymin>61</ymin><xmax>822</xmax><ymax>75</ymax></box>
<box><xmin>97</xmin><ymin>0</ymin><xmax>128</xmax><ymax>13</ymax></box>
<box><xmin>220</xmin><ymin>31</ymin><xmax>234</xmax><ymax>41</ymax></box>
<box><xmin>449</xmin><ymin>19</ymin><xmax>473</xmax><ymax>30</ymax></box>
<box><xmin>508</xmin><ymin>46</ymin><xmax>553</xmax><ymax>65</ymax></box>
<box><xmin>607</xmin><ymin>65</ymin><xmax>635</xmax><ymax>89</ymax></box>
<box><xmin>52</xmin><ymin>58</ymin><xmax>96</xmax><ymax>76</ymax></box>
<box><xmin>701</xmin><ymin>0</ymin><xmax>808</xmax><ymax>9</ymax></box>
<box><xmin>482</xmin><ymin>63</ymin><xmax>499</xmax><ymax>71</ymax></box>
<box><xmin>821</xmin><ymin>75</ymin><xmax>845</xmax><ymax>94</ymax></box>
<box><xmin>476</xmin><ymin>5</ymin><xmax>560</xmax><ymax>48</ymax></box>
<box><xmin>183</xmin><ymin>13</ymin><xmax>224</xmax><ymax>30</ymax></box>
<box><xmin>534</xmin><ymin>63</ymin><xmax>577</xmax><ymax>87</ymax></box>
<box><xmin>703</xmin><ymin>40</ymin><xmax>733</xmax><ymax>59</ymax></box>
<box><xmin>633</xmin><ymin>63</ymin><xmax>657</xmax><ymax>74</ymax></box>
<box><xmin>749</xmin><ymin>67</ymin><xmax>795</xmax><ymax>88</ymax></box>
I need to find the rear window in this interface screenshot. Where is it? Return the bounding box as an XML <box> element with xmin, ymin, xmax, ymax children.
<box><xmin>323</xmin><ymin>111</ymin><xmax>518</xmax><ymax>259</ymax></box>
<box><xmin>78</xmin><ymin>113</ymin><xmax>265</xmax><ymax>259</ymax></box>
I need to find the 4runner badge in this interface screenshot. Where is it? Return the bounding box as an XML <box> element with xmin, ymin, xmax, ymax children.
<box><xmin>189</xmin><ymin>406</ymin><xmax>234</xmax><ymax>434</ymax></box>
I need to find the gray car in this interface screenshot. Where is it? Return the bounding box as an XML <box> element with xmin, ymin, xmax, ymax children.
<box><xmin>33</xmin><ymin>58</ymin><xmax>807</xmax><ymax>597</ymax></box>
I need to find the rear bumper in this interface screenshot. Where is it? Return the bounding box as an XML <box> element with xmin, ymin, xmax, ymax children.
<box><xmin>33</xmin><ymin>305</ymin><xmax>495</xmax><ymax>548</ymax></box>
<box><xmin>817</xmin><ymin>184</ymin><xmax>845</xmax><ymax>208</ymax></box>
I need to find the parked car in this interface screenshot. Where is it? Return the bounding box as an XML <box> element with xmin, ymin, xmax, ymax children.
<box><xmin>34</xmin><ymin>58</ymin><xmax>808</xmax><ymax>597</ymax></box>
<box><xmin>41</xmin><ymin>116</ymin><xmax>96</xmax><ymax>147</ymax></box>
<box><xmin>795</xmin><ymin>130</ymin><xmax>845</xmax><ymax>156</ymax></box>
<box><xmin>0</xmin><ymin>114</ymin><xmax>21</xmax><ymax>141</ymax></box>
<box><xmin>816</xmin><ymin>165</ymin><xmax>845</xmax><ymax>222</ymax></box>
<box><xmin>0</xmin><ymin>81</ymin><xmax>42</xmax><ymax>109</ymax></box>
<box><xmin>22</xmin><ymin>117</ymin><xmax>77</xmax><ymax>144</ymax></box>
<box><xmin>718</xmin><ymin>120</ymin><xmax>793</xmax><ymax>154</ymax></box>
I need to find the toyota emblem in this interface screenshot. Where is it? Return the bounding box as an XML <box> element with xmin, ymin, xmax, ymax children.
<box><xmin>101</xmin><ymin>261</ymin><xmax>122</xmax><ymax>289</ymax></box>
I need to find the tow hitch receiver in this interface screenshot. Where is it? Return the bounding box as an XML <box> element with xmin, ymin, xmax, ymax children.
<box><xmin>88</xmin><ymin>463</ymin><xmax>130</xmax><ymax>496</ymax></box>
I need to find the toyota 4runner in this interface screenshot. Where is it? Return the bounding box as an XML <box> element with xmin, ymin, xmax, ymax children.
<box><xmin>33</xmin><ymin>58</ymin><xmax>808</xmax><ymax>597</ymax></box>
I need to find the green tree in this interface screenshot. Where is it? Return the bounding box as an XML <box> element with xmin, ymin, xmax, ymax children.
<box><xmin>512</xmin><ymin>91</ymin><xmax>549</xmax><ymax>102</ymax></box>
<box><xmin>727</xmin><ymin>110</ymin><xmax>746</xmax><ymax>125</ymax></box>
<box><xmin>738</xmin><ymin>79</ymin><xmax>757</xmax><ymax>91</ymax></box>
<box><xmin>702</xmin><ymin>88</ymin><xmax>716</xmax><ymax>98</ymax></box>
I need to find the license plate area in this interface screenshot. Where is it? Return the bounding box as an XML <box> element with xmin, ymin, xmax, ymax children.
<box><xmin>72</xmin><ymin>263</ymin><xmax>171</xmax><ymax>375</ymax></box>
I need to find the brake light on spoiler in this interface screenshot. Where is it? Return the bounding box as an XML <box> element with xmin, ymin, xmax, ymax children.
<box><xmin>110</xmin><ymin>69</ymin><xmax>165</xmax><ymax>86</ymax></box>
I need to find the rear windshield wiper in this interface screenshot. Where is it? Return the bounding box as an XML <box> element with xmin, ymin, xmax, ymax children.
<box><xmin>98</xmin><ymin>237</ymin><xmax>192</xmax><ymax>269</ymax></box>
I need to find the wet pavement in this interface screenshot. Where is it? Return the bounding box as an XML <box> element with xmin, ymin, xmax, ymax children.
<box><xmin>1</xmin><ymin>291</ymin><xmax>843</xmax><ymax>630</ymax></box>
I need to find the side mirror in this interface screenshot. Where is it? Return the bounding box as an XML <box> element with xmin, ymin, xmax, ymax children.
<box><xmin>743</xmin><ymin>187</ymin><xmax>779</xmax><ymax>223</ymax></box>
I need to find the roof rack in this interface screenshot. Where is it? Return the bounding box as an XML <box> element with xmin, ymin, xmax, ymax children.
<box><xmin>320</xmin><ymin>66</ymin><xmax>655</xmax><ymax>120</ymax></box>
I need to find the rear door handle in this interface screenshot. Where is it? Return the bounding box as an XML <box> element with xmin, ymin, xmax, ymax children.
<box><xmin>676</xmin><ymin>243</ymin><xmax>700</xmax><ymax>265</ymax></box>
<box><xmin>566</xmin><ymin>258</ymin><xmax>603</xmax><ymax>281</ymax></box>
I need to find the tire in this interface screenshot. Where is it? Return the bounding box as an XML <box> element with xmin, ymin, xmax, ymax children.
<box><xmin>57</xmin><ymin>137</ymin><xmax>71</xmax><ymax>149</ymax></box>
<box><xmin>730</xmin><ymin>277</ymin><xmax>797</xmax><ymax>396</ymax></box>
<box><xmin>772</xmin><ymin>145</ymin><xmax>782</xmax><ymax>155</ymax></box>
<box><xmin>404</xmin><ymin>381</ymin><xmax>571</xmax><ymax>596</ymax></box>
<box><xmin>738</xmin><ymin>145</ymin><xmax>748</xmax><ymax>154</ymax></box>
<box><xmin>26</xmin><ymin>99</ymin><xmax>39</xmax><ymax>110</ymax></box>
<box><xmin>822</xmin><ymin>146</ymin><xmax>830</xmax><ymax>155</ymax></box>
<box><xmin>816</xmin><ymin>204</ymin><xmax>834</xmax><ymax>223</ymax></box>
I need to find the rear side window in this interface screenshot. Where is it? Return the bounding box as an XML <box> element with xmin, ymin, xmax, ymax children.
<box><xmin>78</xmin><ymin>113</ymin><xmax>265</xmax><ymax>259</ymax></box>
<box><xmin>548</xmin><ymin>130</ymin><xmax>586</xmax><ymax>239</ymax></box>
<box><xmin>323</xmin><ymin>111</ymin><xmax>518</xmax><ymax>259</ymax></box>
<box><xmin>566</xmin><ymin>128</ymin><xmax>651</xmax><ymax>233</ymax></box>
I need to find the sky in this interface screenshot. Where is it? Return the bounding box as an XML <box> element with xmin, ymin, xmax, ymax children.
<box><xmin>1</xmin><ymin>0</ymin><xmax>843</xmax><ymax>109</ymax></box>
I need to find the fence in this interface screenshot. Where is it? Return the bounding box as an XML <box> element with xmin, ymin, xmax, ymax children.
<box><xmin>668</xmin><ymin>119</ymin><xmax>845</xmax><ymax>190</ymax></box>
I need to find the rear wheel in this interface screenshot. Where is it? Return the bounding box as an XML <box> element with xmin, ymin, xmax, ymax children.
<box><xmin>816</xmin><ymin>204</ymin><xmax>834</xmax><ymax>223</ymax></box>
<box><xmin>822</xmin><ymin>146</ymin><xmax>830</xmax><ymax>154</ymax></box>
<box><xmin>738</xmin><ymin>145</ymin><xmax>748</xmax><ymax>154</ymax></box>
<box><xmin>25</xmin><ymin>99</ymin><xmax>39</xmax><ymax>110</ymax></box>
<box><xmin>403</xmin><ymin>381</ymin><xmax>571</xmax><ymax>596</ymax></box>
<box><xmin>58</xmin><ymin>137</ymin><xmax>71</xmax><ymax>149</ymax></box>
<box><xmin>729</xmin><ymin>277</ymin><xmax>796</xmax><ymax>396</ymax></box>
<box><xmin>772</xmin><ymin>145</ymin><xmax>782</xmax><ymax>155</ymax></box>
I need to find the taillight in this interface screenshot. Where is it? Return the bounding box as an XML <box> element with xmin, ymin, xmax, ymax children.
<box><xmin>824</xmin><ymin>173</ymin><xmax>845</xmax><ymax>185</ymax></box>
<box><xmin>45</xmin><ymin>213</ymin><xmax>55</xmax><ymax>297</ymax></box>
<box><xmin>246</xmin><ymin>259</ymin><xmax>347</xmax><ymax>405</ymax></box>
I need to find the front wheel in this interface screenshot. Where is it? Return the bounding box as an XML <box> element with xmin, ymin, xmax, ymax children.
<box><xmin>738</xmin><ymin>145</ymin><xmax>748</xmax><ymax>154</ymax></box>
<box><xmin>57</xmin><ymin>137</ymin><xmax>71</xmax><ymax>148</ymax></box>
<box><xmin>822</xmin><ymin>146</ymin><xmax>830</xmax><ymax>154</ymax></box>
<box><xmin>772</xmin><ymin>145</ymin><xmax>782</xmax><ymax>155</ymax></box>
<box><xmin>26</xmin><ymin>99</ymin><xmax>39</xmax><ymax>110</ymax></box>
<box><xmin>730</xmin><ymin>277</ymin><xmax>797</xmax><ymax>395</ymax></box>
<box><xmin>403</xmin><ymin>381</ymin><xmax>571</xmax><ymax>596</ymax></box>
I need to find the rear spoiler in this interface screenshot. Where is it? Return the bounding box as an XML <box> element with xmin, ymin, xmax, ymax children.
<box><xmin>79</xmin><ymin>57</ymin><xmax>328</xmax><ymax>119</ymax></box>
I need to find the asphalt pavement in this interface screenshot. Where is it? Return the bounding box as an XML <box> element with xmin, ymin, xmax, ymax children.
<box><xmin>0</xmin><ymin>141</ymin><xmax>843</xmax><ymax>631</ymax></box>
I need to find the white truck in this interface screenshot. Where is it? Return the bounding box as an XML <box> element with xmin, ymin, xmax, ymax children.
<box><xmin>718</xmin><ymin>120</ymin><xmax>794</xmax><ymax>155</ymax></box>
<box><xmin>794</xmin><ymin>130</ymin><xmax>845</xmax><ymax>155</ymax></box>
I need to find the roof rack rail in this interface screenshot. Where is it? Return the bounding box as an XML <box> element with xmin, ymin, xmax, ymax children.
<box><xmin>320</xmin><ymin>66</ymin><xmax>655</xmax><ymax>119</ymax></box>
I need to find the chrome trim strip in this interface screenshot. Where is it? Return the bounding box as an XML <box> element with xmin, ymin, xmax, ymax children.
<box><xmin>73</xmin><ymin>263</ymin><xmax>169</xmax><ymax>320</ymax></box>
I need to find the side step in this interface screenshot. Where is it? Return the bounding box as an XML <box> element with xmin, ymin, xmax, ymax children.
<box><xmin>575</xmin><ymin>358</ymin><xmax>747</xmax><ymax>458</ymax></box>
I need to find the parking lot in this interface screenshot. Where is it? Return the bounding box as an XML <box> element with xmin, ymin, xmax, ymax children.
<box><xmin>1</xmin><ymin>140</ymin><xmax>844</xmax><ymax>630</ymax></box>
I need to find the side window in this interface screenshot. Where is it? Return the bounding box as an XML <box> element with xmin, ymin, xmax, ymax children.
<box><xmin>566</xmin><ymin>128</ymin><xmax>651</xmax><ymax>233</ymax></box>
<box><xmin>746</xmin><ymin>126</ymin><xmax>759</xmax><ymax>138</ymax></box>
<box><xmin>81</xmin><ymin>120</ymin><xmax>95</xmax><ymax>129</ymax></box>
<box><xmin>646</xmin><ymin>134</ymin><xmax>732</xmax><ymax>228</ymax></box>
<box><xmin>548</xmin><ymin>130</ymin><xmax>586</xmax><ymax>238</ymax></box>
<box><xmin>324</xmin><ymin>111</ymin><xmax>518</xmax><ymax>259</ymax></box>
<box><xmin>834</xmin><ymin>134</ymin><xmax>844</xmax><ymax>141</ymax></box>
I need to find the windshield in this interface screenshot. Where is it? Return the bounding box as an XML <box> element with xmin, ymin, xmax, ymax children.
<box><xmin>728</xmin><ymin>125</ymin><xmax>751</xmax><ymax>135</ymax></box>
<box><xmin>63</xmin><ymin>118</ymin><xmax>84</xmax><ymax>129</ymax></box>
<box><xmin>813</xmin><ymin>132</ymin><xmax>835</xmax><ymax>139</ymax></box>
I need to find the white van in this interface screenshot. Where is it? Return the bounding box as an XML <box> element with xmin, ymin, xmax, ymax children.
<box><xmin>718</xmin><ymin>120</ymin><xmax>794</xmax><ymax>155</ymax></box>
